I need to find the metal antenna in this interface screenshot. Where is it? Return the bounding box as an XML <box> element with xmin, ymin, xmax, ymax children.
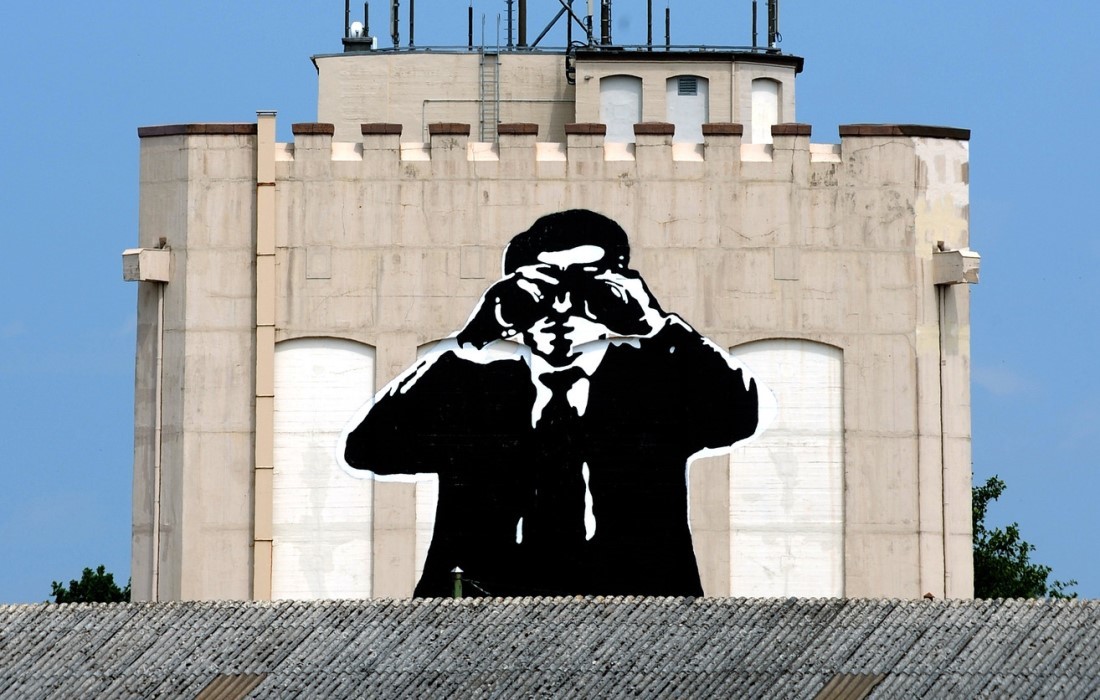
<box><xmin>647</xmin><ymin>0</ymin><xmax>653</xmax><ymax>50</ymax></box>
<box><xmin>390</xmin><ymin>0</ymin><xmax>400</xmax><ymax>47</ymax></box>
<box><xmin>665</xmin><ymin>3</ymin><xmax>670</xmax><ymax>50</ymax></box>
<box><xmin>768</xmin><ymin>0</ymin><xmax>780</xmax><ymax>49</ymax></box>
<box><xmin>601</xmin><ymin>0</ymin><xmax>612</xmax><ymax>45</ymax></box>
<box><xmin>506</xmin><ymin>0</ymin><xmax>515</xmax><ymax>48</ymax></box>
<box><xmin>752</xmin><ymin>0</ymin><xmax>758</xmax><ymax>48</ymax></box>
<box><xmin>518</xmin><ymin>0</ymin><xmax>527</xmax><ymax>46</ymax></box>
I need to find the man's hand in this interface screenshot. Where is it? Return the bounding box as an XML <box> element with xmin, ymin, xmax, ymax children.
<box><xmin>583</xmin><ymin>268</ymin><xmax>667</xmax><ymax>338</ymax></box>
<box><xmin>456</xmin><ymin>264</ymin><xmax>669</xmax><ymax>352</ymax></box>
<box><xmin>456</xmin><ymin>266</ymin><xmax>558</xmax><ymax>349</ymax></box>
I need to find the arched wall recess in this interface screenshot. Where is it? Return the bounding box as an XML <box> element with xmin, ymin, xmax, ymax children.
<box><xmin>600</xmin><ymin>75</ymin><xmax>643</xmax><ymax>143</ymax></box>
<box><xmin>728</xmin><ymin>338</ymin><xmax>844</xmax><ymax>597</ymax></box>
<box><xmin>750</xmin><ymin>78</ymin><xmax>780</xmax><ymax>144</ymax></box>
<box><xmin>272</xmin><ymin>337</ymin><xmax>376</xmax><ymax>600</ymax></box>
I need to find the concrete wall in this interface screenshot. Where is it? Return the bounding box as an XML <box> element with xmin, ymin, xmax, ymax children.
<box><xmin>132</xmin><ymin>61</ymin><xmax>971</xmax><ymax>601</ymax></box>
<box><xmin>316</xmin><ymin>53</ymin><xmax>576</xmax><ymax>143</ymax></box>
<box><xmin>133</xmin><ymin>127</ymin><xmax>258</xmax><ymax>601</ymax></box>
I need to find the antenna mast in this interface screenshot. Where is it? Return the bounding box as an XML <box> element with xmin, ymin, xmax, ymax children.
<box><xmin>767</xmin><ymin>0</ymin><xmax>779</xmax><ymax>49</ymax></box>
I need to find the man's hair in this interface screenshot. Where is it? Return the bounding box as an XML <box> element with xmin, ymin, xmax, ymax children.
<box><xmin>503</xmin><ymin>209</ymin><xmax>631</xmax><ymax>274</ymax></box>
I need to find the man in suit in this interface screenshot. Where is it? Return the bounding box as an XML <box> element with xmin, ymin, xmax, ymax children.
<box><xmin>343</xmin><ymin>210</ymin><xmax>763</xmax><ymax>597</ymax></box>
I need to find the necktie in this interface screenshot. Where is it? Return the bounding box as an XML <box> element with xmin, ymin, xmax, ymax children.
<box><xmin>519</xmin><ymin>366</ymin><xmax>590</xmax><ymax>591</ymax></box>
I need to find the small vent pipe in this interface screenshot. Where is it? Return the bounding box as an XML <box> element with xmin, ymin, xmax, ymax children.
<box><xmin>506</xmin><ymin>0</ymin><xmax>514</xmax><ymax>48</ymax></box>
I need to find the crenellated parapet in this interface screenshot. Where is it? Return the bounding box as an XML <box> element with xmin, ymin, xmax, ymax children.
<box><xmin>138</xmin><ymin>120</ymin><xmax>967</xmax><ymax>190</ymax></box>
<box><xmin>260</xmin><ymin>121</ymin><xmax>967</xmax><ymax>168</ymax></box>
<box><xmin>252</xmin><ymin>121</ymin><xmax>969</xmax><ymax>207</ymax></box>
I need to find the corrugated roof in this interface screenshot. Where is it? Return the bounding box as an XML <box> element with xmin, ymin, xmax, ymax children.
<box><xmin>0</xmin><ymin>597</ymin><xmax>1096</xmax><ymax>699</ymax></box>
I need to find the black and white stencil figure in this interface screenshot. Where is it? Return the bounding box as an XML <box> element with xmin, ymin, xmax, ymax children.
<box><xmin>342</xmin><ymin>210</ymin><xmax>769</xmax><ymax>597</ymax></box>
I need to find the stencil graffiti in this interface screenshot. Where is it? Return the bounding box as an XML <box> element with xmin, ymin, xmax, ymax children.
<box><xmin>342</xmin><ymin>210</ymin><xmax>766</xmax><ymax>597</ymax></box>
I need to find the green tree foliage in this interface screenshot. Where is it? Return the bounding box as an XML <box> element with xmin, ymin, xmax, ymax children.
<box><xmin>973</xmin><ymin>476</ymin><xmax>1077</xmax><ymax>599</ymax></box>
<box><xmin>50</xmin><ymin>565</ymin><xmax>131</xmax><ymax>604</ymax></box>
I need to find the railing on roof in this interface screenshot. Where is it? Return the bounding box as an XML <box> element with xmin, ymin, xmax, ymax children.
<box><xmin>341</xmin><ymin>1</ymin><xmax>785</xmax><ymax>55</ymax></box>
<box><xmin>340</xmin><ymin>41</ymin><xmax>786</xmax><ymax>56</ymax></box>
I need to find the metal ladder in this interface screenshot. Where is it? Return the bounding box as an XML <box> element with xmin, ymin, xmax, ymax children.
<box><xmin>479</xmin><ymin>50</ymin><xmax>500</xmax><ymax>142</ymax></box>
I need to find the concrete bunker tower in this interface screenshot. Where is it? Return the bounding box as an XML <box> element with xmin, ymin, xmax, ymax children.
<box><xmin>126</xmin><ymin>1</ymin><xmax>977</xmax><ymax>601</ymax></box>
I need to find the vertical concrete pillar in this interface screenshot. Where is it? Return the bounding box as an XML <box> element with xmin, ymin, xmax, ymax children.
<box><xmin>371</xmin><ymin>332</ymin><xmax>421</xmax><ymax>597</ymax></box>
<box><xmin>253</xmin><ymin>111</ymin><xmax>278</xmax><ymax>600</ymax></box>
<box><xmin>770</xmin><ymin>123</ymin><xmax>811</xmax><ymax>332</ymax></box>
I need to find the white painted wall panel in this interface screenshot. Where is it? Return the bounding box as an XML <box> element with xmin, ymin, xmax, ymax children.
<box><xmin>728</xmin><ymin>339</ymin><xmax>844</xmax><ymax>597</ymax></box>
<box><xmin>750</xmin><ymin>78</ymin><xmax>779</xmax><ymax>144</ymax></box>
<box><xmin>273</xmin><ymin>338</ymin><xmax>376</xmax><ymax>599</ymax></box>
<box><xmin>600</xmin><ymin>75</ymin><xmax>642</xmax><ymax>143</ymax></box>
<box><xmin>666</xmin><ymin>76</ymin><xmax>709</xmax><ymax>144</ymax></box>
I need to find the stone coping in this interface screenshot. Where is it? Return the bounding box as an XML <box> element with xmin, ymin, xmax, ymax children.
<box><xmin>498</xmin><ymin>123</ymin><xmax>539</xmax><ymax>136</ymax></box>
<box><xmin>291</xmin><ymin>123</ymin><xmax>335</xmax><ymax>136</ymax></box>
<box><xmin>137</xmin><ymin>124</ymin><xmax>257</xmax><ymax>138</ymax></box>
<box><xmin>634</xmin><ymin>122</ymin><xmax>675</xmax><ymax>136</ymax></box>
<box><xmin>702</xmin><ymin>123</ymin><xmax>745</xmax><ymax>136</ymax></box>
<box><xmin>565</xmin><ymin>123</ymin><xmax>608</xmax><ymax>135</ymax></box>
<box><xmin>839</xmin><ymin>124</ymin><xmax>971</xmax><ymax>140</ymax></box>
<box><xmin>361</xmin><ymin>123</ymin><xmax>404</xmax><ymax>135</ymax></box>
<box><xmin>428</xmin><ymin>123</ymin><xmax>472</xmax><ymax>136</ymax></box>
<box><xmin>772</xmin><ymin>123</ymin><xmax>812</xmax><ymax>137</ymax></box>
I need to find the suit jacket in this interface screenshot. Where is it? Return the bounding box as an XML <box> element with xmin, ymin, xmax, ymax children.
<box><xmin>344</xmin><ymin>321</ymin><xmax>759</xmax><ymax>597</ymax></box>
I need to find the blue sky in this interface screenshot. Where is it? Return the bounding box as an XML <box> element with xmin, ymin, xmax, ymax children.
<box><xmin>1</xmin><ymin>1</ymin><xmax>1097</xmax><ymax>602</ymax></box>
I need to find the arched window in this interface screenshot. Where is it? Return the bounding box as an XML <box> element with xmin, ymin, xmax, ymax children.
<box><xmin>750</xmin><ymin>78</ymin><xmax>780</xmax><ymax>144</ymax></box>
<box><xmin>600</xmin><ymin>75</ymin><xmax>643</xmax><ymax>143</ymax></box>
<box><xmin>666</xmin><ymin>75</ymin><xmax>709</xmax><ymax>144</ymax></box>
<box><xmin>272</xmin><ymin>337</ymin><xmax>376</xmax><ymax>600</ymax></box>
<box><xmin>728</xmin><ymin>339</ymin><xmax>844</xmax><ymax>597</ymax></box>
